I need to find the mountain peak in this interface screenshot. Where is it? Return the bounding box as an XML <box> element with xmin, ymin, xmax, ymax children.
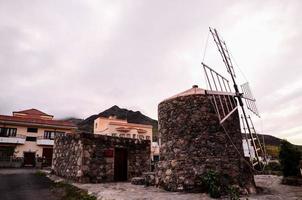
<box><xmin>78</xmin><ymin>105</ymin><xmax>158</xmax><ymax>140</ymax></box>
<box><xmin>110</xmin><ymin>105</ymin><xmax>120</xmax><ymax>109</ymax></box>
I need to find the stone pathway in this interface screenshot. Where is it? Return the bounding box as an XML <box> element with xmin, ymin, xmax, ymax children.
<box><xmin>48</xmin><ymin>174</ymin><xmax>302</xmax><ymax>200</ymax></box>
<box><xmin>248</xmin><ymin>175</ymin><xmax>302</xmax><ymax>200</ymax></box>
<box><xmin>73</xmin><ymin>182</ymin><xmax>211</xmax><ymax>200</ymax></box>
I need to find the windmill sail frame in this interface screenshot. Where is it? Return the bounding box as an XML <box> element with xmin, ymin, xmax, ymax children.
<box><xmin>241</xmin><ymin>82</ymin><xmax>260</xmax><ymax>117</ymax></box>
<box><xmin>203</xmin><ymin>27</ymin><xmax>267</xmax><ymax>169</ymax></box>
<box><xmin>209</xmin><ymin>27</ymin><xmax>236</xmax><ymax>78</ymax></box>
<box><xmin>202</xmin><ymin>63</ymin><xmax>238</xmax><ymax>124</ymax></box>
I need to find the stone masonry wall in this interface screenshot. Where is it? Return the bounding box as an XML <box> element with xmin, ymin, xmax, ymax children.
<box><xmin>52</xmin><ymin>133</ymin><xmax>150</xmax><ymax>183</ymax></box>
<box><xmin>52</xmin><ymin>134</ymin><xmax>83</xmax><ymax>181</ymax></box>
<box><xmin>156</xmin><ymin>94</ymin><xmax>255</xmax><ymax>193</ymax></box>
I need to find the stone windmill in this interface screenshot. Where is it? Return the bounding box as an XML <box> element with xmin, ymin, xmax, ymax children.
<box><xmin>156</xmin><ymin>27</ymin><xmax>265</xmax><ymax>193</ymax></box>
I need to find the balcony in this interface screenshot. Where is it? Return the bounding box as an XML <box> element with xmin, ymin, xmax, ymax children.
<box><xmin>0</xmin><ymin>134</ymin><xmax>26</xmax><ymax>144</ymax></box>
<box><xmin>36</xmin><ymin>136</ymin><xmax>54</xmax><ymax>146</ymax></box>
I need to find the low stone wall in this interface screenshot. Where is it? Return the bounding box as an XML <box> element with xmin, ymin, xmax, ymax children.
<box><xmin>52</xmin><ymin>133</ymin><xmax>151</xmax><ymax>183</ymax></box>
<box><xmin>156</xmin><ymin>93</ymin><xmax>255</xmax><ymax>193</ymax></box>
<box><xmin>52</xmin><ymin>134</ymin><xmax>83</xmax><ymax>180</ymax></box>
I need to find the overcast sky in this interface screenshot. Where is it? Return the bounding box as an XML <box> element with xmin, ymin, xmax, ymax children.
<box><xmin>0</xmin><ymin>0</ymin><xmax>301</xmax><ymax>144</ymax></box>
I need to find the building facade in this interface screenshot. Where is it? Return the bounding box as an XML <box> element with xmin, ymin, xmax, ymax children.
<box><xmin>0</xmin><ymin>109</ymin><xmax>76</xmax><ymax>167</ymax></box>
<box><xmin>94</xmin><ymin>116</ymin><xmax>152</xmax><ymax>141</ymax></box>
<box><xmin>94</xmin><ymin>116</ymin><xmax>159</xmax><ymax>160</ymax></box>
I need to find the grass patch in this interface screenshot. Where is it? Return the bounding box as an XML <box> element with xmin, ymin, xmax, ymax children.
<box><xmin>35</xmin><ymin>170</ymin><xmax>46</xmax><ymax>177</ymax></box>
<box><xmin>51</xmin><ymin>181</ymin><xmax>96</xmax><ymax>200</ymax></box>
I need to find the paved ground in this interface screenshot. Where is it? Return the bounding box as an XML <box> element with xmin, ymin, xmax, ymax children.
<box><xmin>0</xmin><ymin>168</ymin><xmax>37</xmax><ymax>175</ymax></box>
<box><xmin>1</xmin><ymin>169</ymin><xmax>301</xmax><ymax>200</ymax></box>
<box><xmin>74</xmin><ymin>182</ymin><xmax>210</xmax><ymax>200</ymax></box>
<box><xmin>248</xmin><ymin>175</ymin><xmax>302</xmax><ymax>200</ymax></box>
<box><xmin>0</xmin><ymin>168</ymin><xmax>57</xmax><ymax>200</ymax></box>
<box><xmin>68</xmin><ymin>175</ymin><xmax>302</xmax><ymax>200</ymax></box>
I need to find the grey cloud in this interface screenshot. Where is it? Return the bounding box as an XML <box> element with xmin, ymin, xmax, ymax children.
<box><xmin>0</xmin><ymin>0</ymin><xmax>301</xmax><ymax>144</ymax></box>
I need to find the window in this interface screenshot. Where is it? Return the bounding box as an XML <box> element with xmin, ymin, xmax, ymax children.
<box><xmin>119</xmin><ymin>134</ymin><xmax>125</xmax><ymax>138</ymax></box>
<box><xmin>55</xmin><ymin>131</ymin><xmax>65</xmax><ymax>137</ymax></box>
<box><xmin>27</xmin><ymin>128</ymin><xmax>38</xmax><ymax>133</ymax></box>
<box><xmin>133</xmin><ymin>134</ymin><xmax>136</xmax><ymax>139</ymax></box>
<box><xmin>0</xmin><ymin>127</ymin><xmax>17</xmax><ymax>137</ymax></box>
<box><xmin>138</xmin><ymin>135</ymin><xmax>144</xmax><ymax>140</ymax></box>
<box><xmin>153</xmin><ymin>155</ymin><xmax>160</xmax><ymax>162</ymax></box>
<box><xmin>95</xmin><ymin>123</ymin><xmax>97</xmax><ymax>128</ymax></box>
<box><xmin>26</xmin><ymin>136</ymin><xmax>37</xmax><ymax>142</ymax></box>
<box><xmin>126</xmin><ymin>134</ymin><xmax>131</xmax><ymax>138</ymax></box>
<box><xmin>146</xmin><ymin>136</ymin><xmax>150</xmax><ymax>140</ymax></box>
<box><xmin>44</xmin><ymin>131</ymin><xmax>65</xmax><ymax>139</ymax></box>
<box><xmin>44</xmin><ymin>131</ymin><xmax>54</xmax><ymax>140</ymax></box>
<box><xmin>112</xmin><ymin>133</ymin><xmax>117</xmax><ymax>137</ymax></box>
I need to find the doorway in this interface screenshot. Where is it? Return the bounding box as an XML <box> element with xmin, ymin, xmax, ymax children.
<box><xmin>23</xmin><ymin>152</ymin><xmax>35</xmax><ymax>167</ymax></box>
<box><xmin>42</xmin><ymin>148</ymin><xmax>53</xmax><ymax>167</ymax></box>
<box><xmin>114</xmin><ymin>148</ymin><xmax>128</xmax><ymax>181</ymax></box>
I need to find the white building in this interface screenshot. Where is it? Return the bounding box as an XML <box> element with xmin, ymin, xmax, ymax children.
<box><xmin>0</xmin><ymin>109</ymin><xmax>76</xmax><ymax>167</ymax></box>
<box><xmin>94</xmin><ymin>116</ymin><xmax>152</xmax><ymax>140</ymax></box>
<box><xmin>242</xmin><ymin>139</ymin><xmax>256</xmax><ymax>159</ymax></box>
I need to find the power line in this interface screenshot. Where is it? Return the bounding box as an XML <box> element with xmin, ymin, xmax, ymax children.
<box><xmin>201</xmin><ymin>31</ymin><xmax>210</xmax><ymax>63</ymax></box>
<box><xmin>229</xmin><ymin>51</ymin><xmax>248</xmax><ymax>83</ymax></box>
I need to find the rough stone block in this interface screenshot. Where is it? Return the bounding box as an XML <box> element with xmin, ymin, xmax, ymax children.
<box><xmin>131</xmin><ymin>177</ymin><xmax>145</xmax><ymax>185</ymax></box>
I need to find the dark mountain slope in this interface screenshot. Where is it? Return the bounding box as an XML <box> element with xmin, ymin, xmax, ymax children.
<box><xmin>62</xmin><ymin>117</ymin><xmax>84</xmax><ymax>125</ymax></box>
<box><xmin>242</xmin><ymin>134</ymin><xmax>283</xmax><ymax>146</ymax></box>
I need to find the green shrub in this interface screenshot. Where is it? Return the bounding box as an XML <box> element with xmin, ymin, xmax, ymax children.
<box><xmin>201</xmin><ymin>170</ymin><xmax>221</xmax><ymax>198</ymax></box>
<box><xmin>227</xmin><ymin>186</ymin><xmax>239</xmax><ymax>200</ymax></box>
<box><xmin>279</xmin><ymin>140</ymin><xmax>301</xmax><ymax>177</ymax></box>
<box><xmin>35</xmin><ymin>171</ymin><xmax>46</xmax><ymax>177</ymax></box>
<box><xmin>265</xmin><ymin>161</ymin><xmax>282</xmax><ymax>172</ymax></box>
<box><xmin>266</xmin><ymin>145</ymin><xmax>280</xmax><ymax>159</ymax></box>
<box><xmin>201</xmin><ymin>170</ymin><xmax>244</xmax><ymax>199</ymax></box>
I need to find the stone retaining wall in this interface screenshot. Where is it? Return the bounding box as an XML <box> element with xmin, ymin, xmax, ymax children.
<box><xmin>156</xmin><ymin>93</ymin><xmax>255</xmax><ymax>193</ymax></box>
<box><xmin>52</xmin><ymin>133</ymin><xmax>150</xmax><ymax>183</ymax></box>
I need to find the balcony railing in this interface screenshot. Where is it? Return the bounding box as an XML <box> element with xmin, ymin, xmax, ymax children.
<box><xmin>36</xmin><ymin>136</ymin><xmax>54</xmax><ymax>146</ymax></box>
<box><xmin>0</xmin><ymin>134</ymin><xmax>26</xmax><ymax>144</ymax></box>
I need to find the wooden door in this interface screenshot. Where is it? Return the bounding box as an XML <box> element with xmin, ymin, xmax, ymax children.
<box><xmin>23</xmin><ymin>152</ymin><xmax>35</xmax><ymax>167</ymax></box>
<box><xmin>114</xmin><ymin>148</ymin><xmax>128</xmax><ymax>181</ymax></box>
<box><xmin>42</xmin><ymin>148</ymin><xmax>53</xmax><ymax>167</ymax></box>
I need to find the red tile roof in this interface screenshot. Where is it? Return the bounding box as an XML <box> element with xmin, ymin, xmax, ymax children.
<box><xmin>0</xmin><ymin>115</ymin><xmax>76</xmax><ymax>129</ymax></box>
<box><xmin>13</xmin><ymin>108</ymin><xmax>53</xmax><ymax>117</ymax></box>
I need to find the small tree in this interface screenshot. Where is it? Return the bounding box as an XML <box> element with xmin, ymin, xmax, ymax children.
<box><xmin>279</xmin><ymin>140</ymin><xmax>301</xmax><ymax>177</ymax></box>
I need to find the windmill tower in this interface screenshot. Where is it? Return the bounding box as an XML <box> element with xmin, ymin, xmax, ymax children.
<box><xmin>204</xmin><ymin>27</ymin><xmax>267</xmax><ymax>168</ymax></box>
<box><xmin>156</xmin><ymin>27</ymin><xmax>264</xmax><ymax>194</ymax></box>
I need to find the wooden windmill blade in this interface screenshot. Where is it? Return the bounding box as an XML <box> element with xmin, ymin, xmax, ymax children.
<box><xmin>202</xmin><ymin>63</ymin><xmax>238</xmax><ymax>124</ymax></box>
<box><xmin>209</xmin><ymin>27</ymin><xmax>236</xmax><ymax>78</ymax></box>
<box><xmin>206</xmin><ymin>27</ymin><xmax>267</xmax><ymax>169</ymax></box>
<box><xmin>241</xmin><ymin>82</ymin><xmax>260</xmax><ymax>117</ymax></box>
